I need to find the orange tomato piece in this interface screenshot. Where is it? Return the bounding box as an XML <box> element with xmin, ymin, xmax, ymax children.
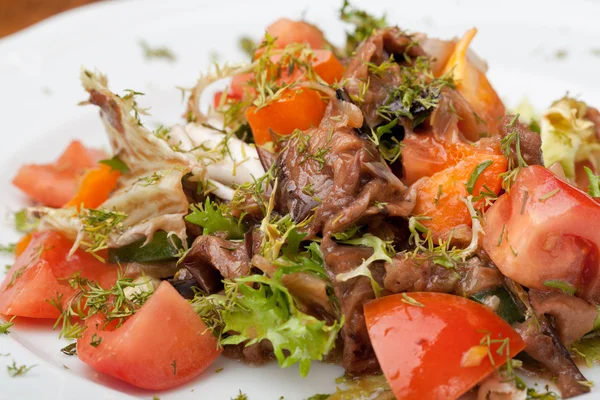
<box><xmin>413</xmin><ymin>151</ymin><xmax>507</xmax><ymax>239</ymax></box>
<box><xmin>77</xmin><ymin>281</ymin><xmax>222</xmax><ymax>390</ymax></box>
<box><xmin>14</xmin><ymin>234</ymin><xmax>32</xmax><ymax>257</ymax></box>
<box><xmin>64</xmin><ymin>164</ymin><xmax>120</xmax><ymax>209</ymax></box>
<box><xmin>12</xmin><ymin>140</ymin><xmax>105</xmax><ymax>208</ymax></box>
<box><xmin>441</xmin><ymin>28</ymin><xmax>505</xmax><ymax>139</ymax></box>
<box><xmin>246</xmin><ymin>88</ymin><xmax>327</xmax><ymax>145</ymax></box>
<box><xmin>365</xmin><ymin>292</ymin><xmax>526</xmax><ymax>400</ymax></box>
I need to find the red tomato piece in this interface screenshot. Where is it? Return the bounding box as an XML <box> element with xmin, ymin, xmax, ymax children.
<box><xmin>77</xmin><ymin>281</ymin><xmax>221</xmax><ymax>390</ymax></box>
<box><xmin>0</xmin><ymin>231</ymin><xmax>117</xmax><ymax>318</ymax></box>
<box><xmin>482</xmin><ymin>165</ymin><xmax>600</xmax><ymax>301</ymax></box>
<box><xmin>12</xmin><ymin>140</ymin><xmax>105</xmax><ymax>208</ymax></box>
<box><xmin>364</xmin><ymin>292</ymin><xmax>525</xmax><ymax>400</ymax></box>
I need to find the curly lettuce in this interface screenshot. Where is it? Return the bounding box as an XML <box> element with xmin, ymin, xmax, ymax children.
<box><xmin>540</xmin><ymin>96</ymin><xmax>600</xmax><ymax>178</ymax></box>
<box><xmin>185</xmin><ymin>198</ymin><xmax>246</xmax><ymax>239</ymax></box>
<box><xmin>192</xmin><ymin>243</ymin><xmax>342</xmax><ymax>377</ymax></box>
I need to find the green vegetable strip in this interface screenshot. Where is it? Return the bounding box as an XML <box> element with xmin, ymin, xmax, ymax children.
<box><xmin>466</xmin><ymin>160</ymin><xmax>493</xmax><ymax>194</ymax></box>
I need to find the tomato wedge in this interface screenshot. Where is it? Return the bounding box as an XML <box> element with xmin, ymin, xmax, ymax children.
<box><xmin>364</xmin><ymin>293</ymin><xmax>525</xmax><ymax>400</ymax></box>
<box><xmin>0</xmin><ymin>231</ymin><xmax>117</xmax><ymax>318</ymax></box>
<box><xmin>482</xmin><ymin>165</ymin><xmax>600</xmax><ymax>301</ymax></box>
<box><xmin>12</xmin><ymin>140</ymin><xmax>105</xmax><ymax>208</ymax></box>
<box><xmin>77</xmin><ymin>281</ymin><xmax>221</xmax><ymax>390</ymax></box>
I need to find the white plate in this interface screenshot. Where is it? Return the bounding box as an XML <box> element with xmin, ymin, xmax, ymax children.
<box><xmin>1</xmin><ymin>0</ymin><xmax>600</xmax><ymax>398</ymax></box>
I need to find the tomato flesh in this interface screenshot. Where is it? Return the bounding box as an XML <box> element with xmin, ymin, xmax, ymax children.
<box><xmin>0</xmin><ymin>231</ymin><xmax>117</xmax><ymax>318</ymax></box>
<box><xmin>77</xmin><ymin>281</ymin><xmax>221</xmax><ymax>390</ymax></box>
<box><xmin>12</xmin><ymin>140</ymin><xmax>105</xmax><ymax>207</ymax></box>
<box><xmin>364</xmin><ymin>292</ymin><xmax>525</xmax><ymax>400</ymax></box>
<box><xmin>483</xmin><ymin>165</ymin><xmax>600</xmax><ymax>301</ymax></box>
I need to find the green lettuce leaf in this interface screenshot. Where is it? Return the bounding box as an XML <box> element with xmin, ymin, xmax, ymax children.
<box><xmin>540</xmin><ymin>96</ymin><xmax>600</xmax><ymax>178</ymax></box>
<box><xmin>192</xmin><ymin>241</ymin><xmax>341</xmax><ymax>378</ymax></box>
<box><xmin>335</xmin><ymin>234</ymin><xmax>395</xmax><ymax>297</ymax></box>
<box><xmin>185</xmin><ymin>198</ymin><xmax>245</xmax><ymax>239</ymax></box>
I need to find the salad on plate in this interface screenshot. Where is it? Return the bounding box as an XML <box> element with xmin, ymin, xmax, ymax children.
<box><xmin>3</xmin><ymin>2</ymin><xmax>600</xmax><ymax>399</ymax></box>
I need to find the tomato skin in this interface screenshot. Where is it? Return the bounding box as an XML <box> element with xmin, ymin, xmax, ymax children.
<box><xmin>0</xmin><ymin>231</ymin><xmax>117</xmax><ymax>318</ymax></box>
<box><xmin>12</xmin><ymin>140</ymin><xmax>105</xmax><ymax>208</ymax></box>
<box><xmin>266</xmin><ymin>18</ymin><xmax>326</xmax><ymax>50</ymax></box>
<box><xmin>483</xmin><ymin>165</ymin><xmax>600</xmax><ymax>301</ymax></box>
<box><xmin>77</xmin><ymin>281</ymin><xmax>221</xmax><ymax>390</ymax></box>
<box><xmin>365</xmin><ymin>293</ymin><xmax>525</xmax><ymax>400</ymax></box>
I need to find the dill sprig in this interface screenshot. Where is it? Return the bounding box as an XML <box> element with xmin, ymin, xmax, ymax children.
<box><xmin>0</xmin><ymin>243</ymin><xmax>15</xmax><ymax>253</ymax></box>
<box><xmin>78</xmin><ymin>209</ymin><xmax>127</xmax><ymax>261</ymax></box>
<box><xmin>50</xmin><ymin>272</ymin><xmax>153</xmax><ymax>339</ymax></box>
<box><xmin>7</xmin><ymin>361</ymin><xmax>36</xmax><ymax>377</ymax></box>
<box><xmin>376</xmin><ymin>57</ymin><xmax>455</xmax><ymax>127</ymax></box>
<box><xmin>0</xmin><ymin>316</ymin><xmax>16</xmax><ymax>334</ymax></box>
<box><xmin>500</xmin><ymin>114</ymin><xmax>528</xmax><ymax>190</ymax></box>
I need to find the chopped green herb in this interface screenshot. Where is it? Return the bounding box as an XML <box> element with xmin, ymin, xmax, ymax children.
<box><xmin>99</xmin><ymin>156</ymin><xmax>129</xmax><ymax>173</ymax></box>
<box><xmin>332</xmin><ymin>225</ymin><xmax>361</xmax><ymax>241</ymax></box>
<box><xmin>215</xmin><ymin>368</ymin><xmax>224</xmax><ymax>374</ymax></box>
<box><xmin>520</xmin><ymin>190</ymin><xmax>529</xmax><ymax>215</ymax></box>
<box><xmin>60</xmin><ymin>342</ymin><xmax>77</xmax><ymax>356</ymax></box>
<box><xmin>139</xmin><ymin>40</ymin><xmax>176</xmax><ymax>62</ymax></box>
<box><xmin>7</xmin><ymin>361</ymin><xmax>36</xmax><ymax>377</ymax></box>
<box><xmin>466</xmin><ymin>160</ymin><xmax>493</xmax><ymax>194</ymax></box>
<box><xmin>239</xmin><ymin>36</ymin><xmax>256</xmax><ymax>59</ymax></box>
<box><xmin>401</xmin><ymin>293</ymin><xmax>425</xmax><ymax>307</ymax></box>
<box><xmin>0</xmin><ymin>243</ymin><xmax>15</xmax><ymax>253</ymax></box>
<box><xmin>0</xmin><ymin>316</ymin><xmax>15</xmax><ymax>334</ymax></box>
<box><xmin>90</xmin><ymin>334</ymin><xmax>103</xmax><ymax>348</ymax></box>
<box><xmin>554</xmin><ymin>49</ymin><xmax>568</xmax><ymax>60</ymax></box>
<box><xmin>231</xmin><ymin>390</ymin><xmax>248</xmax><ymax>400</ymax></box>
<box><xmin>539</xmin><ymin>188</ymin><xmax>560</xmax><ymax>202</ymax></box>
<box><xmin>79</xmin><ymin>208</ymin><xmax>127</xmax><ymax>261</ymax></box>
<box><xmin>544</xmin><ymin>280</ymin><xmax>576</xmax><ymax>295</ymax></box>
<box><xmin>584</xmin><ymin>166</ymin><xmax>600</xmax><ymax>197</ymax></box>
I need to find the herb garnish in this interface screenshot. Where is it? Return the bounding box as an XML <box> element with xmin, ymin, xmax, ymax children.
<box><xmin>500</xmin><ymin>115</ymin><xmax>528</xmax><ymax>190</ymax></box>
<box><xmin>466</xmin><ymin>160</ymin><xmax>493</xmax><ymax>194</ymax></box>
<box><xmin>0</xmin><ymin>316</ymin><xmax>15</xmax><ymax>334</ymax></box>
<box><xmin>79</xmin><ymin>208</ymin><xmax>127</xmax><ymax>261</ymax></box>
<box><xmin>61</xmin><ymin>342</ymin><xmax>77</xmax><ymax>356</ymax></box>
<box><xmin>544</xmin><ymin>280</ymin><xmax>576</xmax><ymax>295</ymax></box>
<box><xmin>584</xmin><ymin>166</ymin><xmax>600</xmax><ymax>197</ymax></box>
<box><xmin>7</xmin><ymin>361</ymin><xmax>36</xmax><ymax>377</ymax></box>
<box><xmin>99</xmin><ymin>156</ymin><xmax>129</xmax><ymax>174</ymax></box>
<box><xmin>139</xmin><ymin>40</ymin><xmax>176</xmax><ymax>62</ymax></box>
<box><xmin>0</xmin><ymin>243</ymin><xmax>15</xmax><ymax>253</ymax></box>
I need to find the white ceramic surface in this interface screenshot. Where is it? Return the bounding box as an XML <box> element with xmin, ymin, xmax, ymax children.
<box><xmin>1</xmin><ymin>0</ymin><xmax>600</xmax><ymax>398</ymax></box>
